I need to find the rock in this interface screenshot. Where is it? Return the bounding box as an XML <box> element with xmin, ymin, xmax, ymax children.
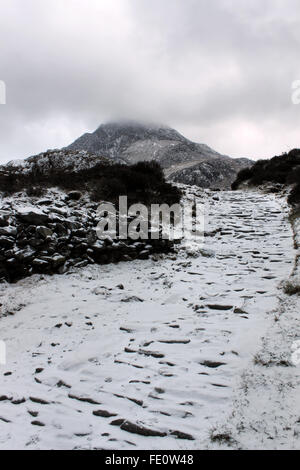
<box><xmin>49</xmin><ymin>213</ymin><xmax>66</xmax><ymax>224</ymax></box>
<box><xmin>6</xmin><ymin>258</ymin><xmax>18</xmax><ymax>267</ymax></box>
<box><xmin>0</xmin><ymin>395</ymin><xmax>12</xmax><ymax>402</ymax></box>
<box><xmin>0</xmin><ymin>236</ymin><xmax>15</xmax><ymax>248</ymax></box>
<box><xmin>36</xmin><ymin>226</ymin><xmax>53</xmax><ymax>238</ymax></box>
<box><xmin>37</xmin><ymin>199</ymin><xmax>53</xmax><ymax>206</ymax></box>
<box><xmin>72</xmin><ymin>229</ymin><xmax>87</xmax><ymax>238</ymax></box>
<box><xmin>65</xmin><ymin>220</ymin><xmax>82</xmax><ymax>230</ymax></box>
<box><xmin>110</xmin><ymin>419</ymin><xmax>125</xmax><ymax>426</ymax></box>
<box><xmin>87</xmin><ymin>229</ymin><xmax>98</xmax><ymax>245</ymax></box>
<box><xmin>53</xmin><ymin>223</ymin><xmax>69</xmax><ymax>236</ymax></box>
<box><xmin>67</xmin><ymin>191</ymin><xmax>82</xmax><ymax>201</ymax></box>
<box><xmin>68</xmin><ymin>394</ymin><xmax>101</xmax><ymax>405</ymax></box>
<box><xmin>50</xmin><ymin>207</ymin><xmax>68</xmax><ymax>217</ymax></box>
<box><xmin>0</xmin><ymin>184</ymin><xmax>176</xmax><ymax>282</ymax></box>
<box><xmin>12</xmin><ymin>398</ymin><xmax>26</xmax><ymax>405</ymax></box>
<box><xmin>51</xmin><ymin>254</ymin><xmax>66</xmax><ymax>267</ymax></box>
<box><xmin>0</xmin><ymin>211</ymin><xmax>10</xmax><ymax>227</ymax></box>
<box><xmin>28</xmin><ymin>238</ymin><xmax>44</xmax><ymax>248</ymax></box>
<box><xmin>16</xmin><ymin>207</ymin><xmax>49</xmax><ymax>225</ymax></box>
<box><xmin>170</xmin><ymin>430</ymin><xmax>195</xmax><ymax>440</ymax></box>
<box><xmin>93</xmin><ymin>410</ymin><xmax>118</xmax><ymax>418</ymax></box>
<box><xmin>0</xmin><ymin>226</ymin><xmax>17</xmax><ymax>237</ymax></box>
<box><xmin>56</xmin><ymin>380</ymin><xmax>71</xmax><ymax>389</ymax></box>
<box><xmin>31</xmin><ymin>421</ymin><xmax>45</xmax><ymax>427</ymax></box>
<box><xmin>159</xmin><ymin>339</ymin><xmax>191</xmax><ymax>344</ymax></box>
<box><xmin>32</xmin><ymin>258</ymin><xmax>50</xmax><ymax>268</ymax></box>
<box><xmin>138</xmin><ymin>250</ymin><xmax>150</xmax><ymax>260</ymax></box>
<box><xmin>234</xmin><ymin>307</ymin><xmax>248</xmax><ymax>314</ymax></box>
<box><xmin>199</xmin><ymin>249</ymin><xmax>215</xmax><ymax>258</ymax></box>
<box><xmin>73</xmin><ymin>260</ymin><xmax>89</xmax><ymax>268</ymax></box>
<box><xmin>15</xmin><ymin>247</ymin><xmax>36</xmax><ymax>262</ymax></box>
<box><xmin>120</xmin><ymin>421</ymin><xmax>167</xmax><ymax>437</ymax></box>
<box><xmin>207</xmin><ymin>304</ymin><xmax>233</xmax><ymax>311</ymax></box>
<box><xmin>92</xmin><ymin>241</ymin><xmax>105</xmax><ymax>253</ymax></box>
<box><xmin>200</xmin><ymin>360</ymin><xmax>226</xmax><ymax>368</ymax></box>
<box><xmin>29</xmin><ymin>397</ymin><xmax>50</xmax><ymax>405</ymax></box>
<box><xmin>138</xmin><ymin>349</ymin><xmax>165</xmax><ymax>359</ymax></box>
<box><xmin>121</xmin><ymin>296</ymin><xmax>144</xmax><ymax>303</ymax></box>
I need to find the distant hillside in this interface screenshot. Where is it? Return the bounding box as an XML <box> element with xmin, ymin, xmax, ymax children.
<box><xmin>166</xmin><ymin>157</ymin><xmax>251</xmax><ymax>190</ymax></box>
<box><xmin>67</xmin><ymin>121</ymin><xmax>252</xmax><ymax>189</ymax></box>
<box><xmin>232</xmin><ymin>149</ymin><xmax>300</xmax><ymax>205</ymax></box>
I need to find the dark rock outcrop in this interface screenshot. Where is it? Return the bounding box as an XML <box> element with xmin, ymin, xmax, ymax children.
<box><xmin>0</xmin><ymin>193</ymin><xmax>174</xmax><ymax>283</ymax></box>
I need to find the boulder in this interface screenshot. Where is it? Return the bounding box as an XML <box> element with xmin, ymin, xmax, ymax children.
<box><xmin>51</xmin><ymin>254</ymin><xmax>66</xmax><ymax>267</ymax></box>
<box><xmin>0</xmin><ymin>226</ymin><xmax>17</xmax><ymax>237</ymax></box>
<box><xmin>36</xmin><ymin>226</ymin><xmax>53</xmax><ymax>239</ymax></box>
<box><xmin>16</xmin><ymin>207</ymin><xmax>49</xmax><ymax>225</ymax></box>
<box><xmin>0</xmin><ymin>211</ymin><xmax>10</xmax><ymax>227</ymax></box>
<box><xmin>37</xmin><ymin>199</ymin><xmax>53</xmax><ymax>206</ymax></box>
<box><xmin>67</xmin><ymin>191</ymin><xmax>82</xmax><ymax>201</ymax></box>
<box><xmin>65</xmin><ymin>219</ymin><xmax>82</xmax><ymax>230</ymax></box>
<box><xmin>138</xmin><ymin>250</ymin><xmax>150</xmax><ymax>260</ymax></box>
<box><xmin>52</xmin><ymin>223</ymin><xmax>69</xmax><ymax>236</ymax></box>
<box><xmin>0</xmin><ymin>236</ymin><xmax>15</xmax><ymax>248</ymax></box>
<box><xmin>15</xmin><ymin>247</ymin><xmax>36</xmax><ymax>262</ymax></box>
<box><xmin>32</xmin><ymin>258</ymin><xmax>50</xmax><ymax>268</ymax></box>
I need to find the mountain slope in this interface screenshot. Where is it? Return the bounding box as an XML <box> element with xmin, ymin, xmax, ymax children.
<box><xmin>67</xmin><ymin>121</ymin><xmax>252</xmax><ymax>188</ymax></box>
<box><xmin>167</xmin><ymin>157</ymin><xmax>251</xmax><ymax>190</ymax></box>
<box><xmin>0</xmin><ymin>121</ymin><xmax>252</xmax><ymax>191</ymax></box>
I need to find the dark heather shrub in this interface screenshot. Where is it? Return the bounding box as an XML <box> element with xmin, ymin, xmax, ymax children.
<box><xmin>232</xmin><ymin>149</ymin><xmax>300</xmax><ymax>202</ymax></box>
<box><xmin>25</xmin><ymin>186</ymin><xmax>45</xmax><ymax>197</ymax></box>
<box><xmin>0</xmin><ymin>159</ymin><xmax>182</xmax><ymax>207</ymax></box>
<box><xmin>288</xmin><ymin>183</ymin><xmax>300</xmax><ymax>206</ymax></box>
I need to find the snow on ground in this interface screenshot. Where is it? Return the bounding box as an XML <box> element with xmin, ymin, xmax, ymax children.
<box><xmin>215</xmin><ymin>201</ymin><xmax>300</xmax><ymax>450</ymax></box>
<box><xmin>0</xmin><ymin>189</ymin><xmax>298</xmax><ymax>450</ymax></box>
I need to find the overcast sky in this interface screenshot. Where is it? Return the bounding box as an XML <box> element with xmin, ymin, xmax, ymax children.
<box><xmin>0</xmin><ymin>0</ymin><xmax>299</xmax><ymax>163</ymax></box>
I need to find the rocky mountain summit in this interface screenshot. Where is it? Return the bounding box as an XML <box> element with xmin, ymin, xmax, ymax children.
<box><xmin>0</xmin><ymin>121</ymin><xmax>251</xmax><ymax>191</ymax></box>
<box><xmin>67</xmin><ymin>121</ymin><xmax>252</xmax><ymax>189</ymax></box>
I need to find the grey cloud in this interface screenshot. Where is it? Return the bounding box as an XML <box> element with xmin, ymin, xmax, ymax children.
<box><xmin>0</xmin><ymin>0</ymin><xmax>299</xmax><ymax>163</ymax></box>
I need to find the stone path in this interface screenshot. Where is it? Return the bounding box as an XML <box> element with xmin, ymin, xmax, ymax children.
<box><xmin>0</xmin><ymin>189</ymin><xmax>295</xmax><ymax>449</ymax></box>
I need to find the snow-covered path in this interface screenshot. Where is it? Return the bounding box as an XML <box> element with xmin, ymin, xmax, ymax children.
<box><xmin>0</xmin><ymin>189</ymin><xmax>296</xmax><ymax>449</ymax></box>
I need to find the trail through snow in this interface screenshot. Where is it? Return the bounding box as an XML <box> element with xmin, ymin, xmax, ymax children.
<box><xmin>0</xmin><ymin>189</ymin><xmax>298</xmax><ymax>450</ymax></box>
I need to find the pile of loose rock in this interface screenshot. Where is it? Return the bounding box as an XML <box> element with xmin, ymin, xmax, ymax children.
<box><xmin>0</xmin><ymin>191</ymin><xmax>173</xmax><ymax>282</ymax></box>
